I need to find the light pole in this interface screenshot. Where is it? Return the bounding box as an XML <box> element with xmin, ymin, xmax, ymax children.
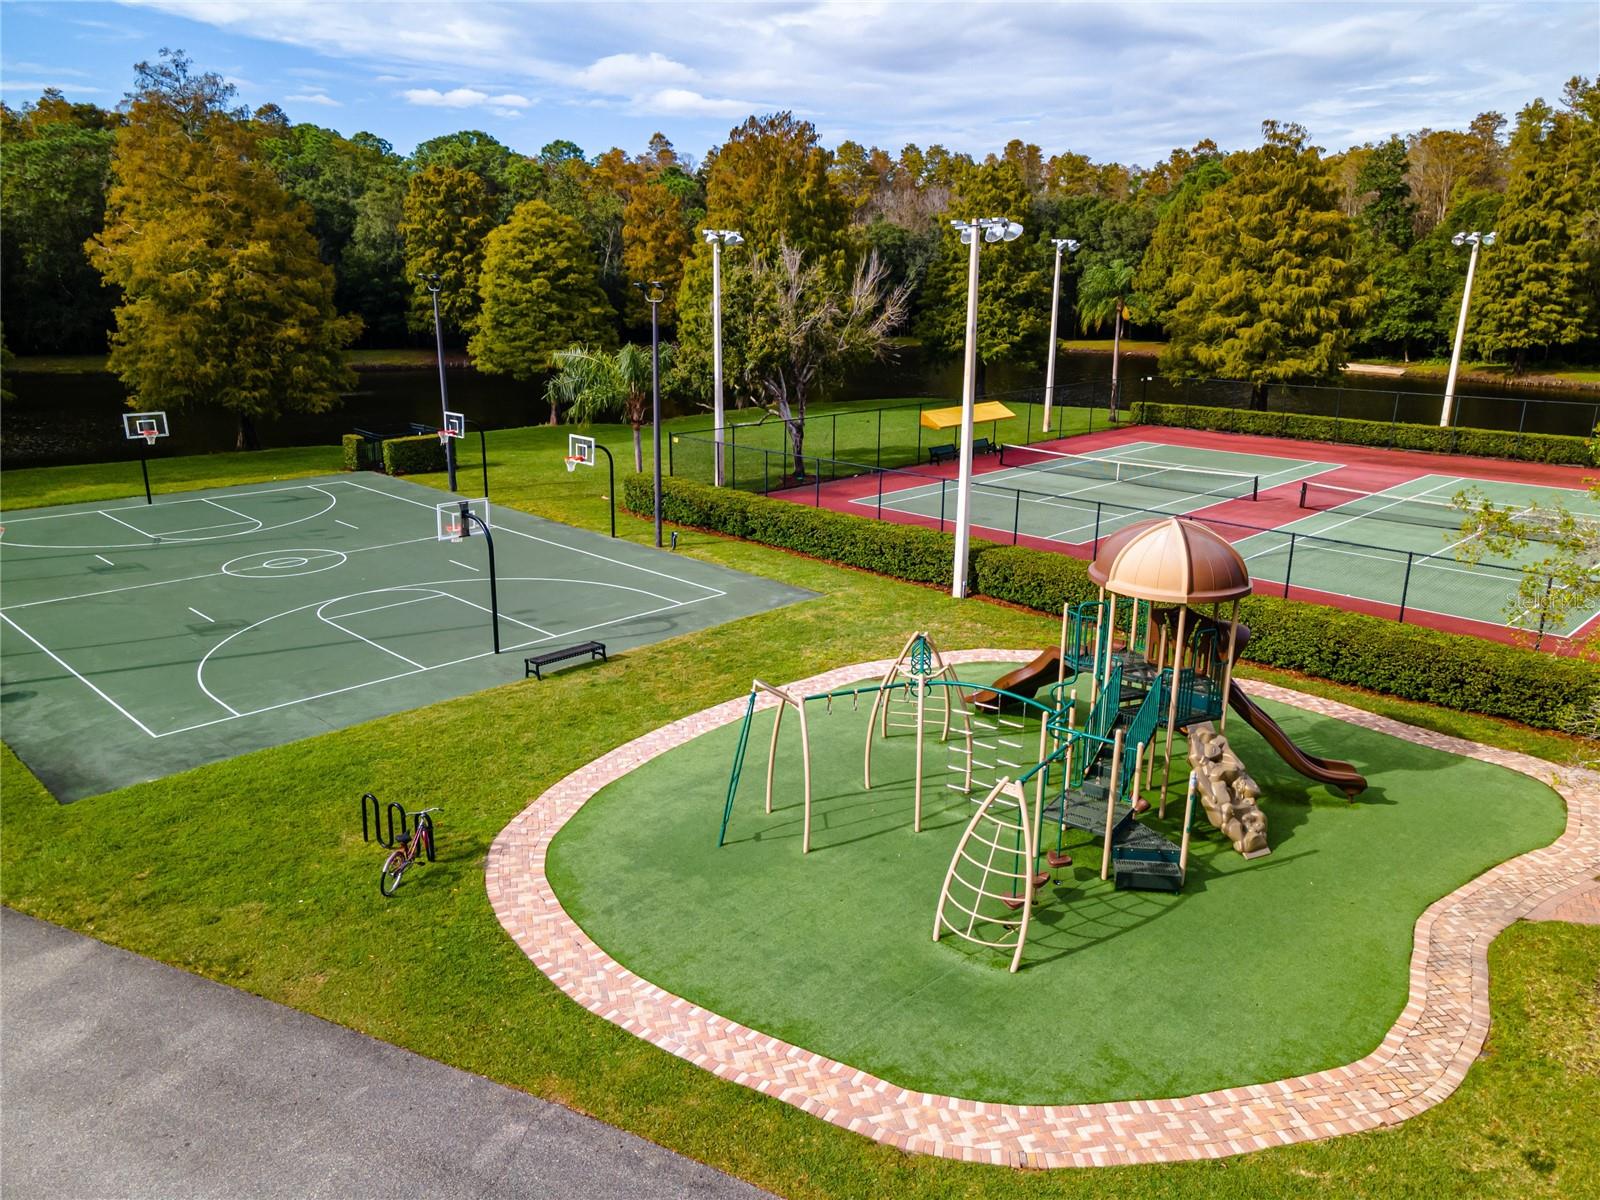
<box><xmin>703</xmin><ymin>228</ymin><xmax>744</xmax><ymax>486</ymax></box>
<box><xmin>1042</xmin><ymin>237</ymin><xmax>1080</xmax><ymax>434</ymax></box>
<box><xmin>634</xmin><ymin>280</ymin><xmax>666</xmax><ymax>547</ymax></box>
<box><xmin>1440</xmin><ymin>230</ymin><xmax>1496</xmax><ymax>428</ymax></box>
<box><xmin>421</xmin><ymin>273</ymin><xmax>457</xmax><ymax>493</ymax></box>
<box><xmin>949</xmin><ymin>216</ymin><xmax>1023</xmax><ymax>599</ymax></box>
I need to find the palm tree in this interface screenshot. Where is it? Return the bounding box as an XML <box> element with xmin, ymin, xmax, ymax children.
<box><xmin>1077</xmin><ymin>259</ymin><xmax>1136</xmax><ymax>417</ymax></box>
<box><xmin>546</xmin><ymin>343</ymin><xmax>672</xmax><ymax>473</ymax></box>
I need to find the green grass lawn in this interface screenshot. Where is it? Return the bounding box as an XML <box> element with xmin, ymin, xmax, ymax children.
<box><xmin>2</xmin><ymin>425</ymin><xmax>1596</xmax><ymax>1198</ymax></box>
<box><xmin>549</xmin><ymin>664</ymin><xmax>1563</xmax><ymax>1103</ymax></box>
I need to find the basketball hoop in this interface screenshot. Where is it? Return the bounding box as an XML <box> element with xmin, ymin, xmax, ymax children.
<box><xmin>444</xmin><ymin>521</ymin><xmax>464</xmax><ymax>542</ymax></box>
<box><xmin>564</xmin><ymin>456</ymin><xmax>582</xmax><ymax>474</ymax></box>
<box><xmin>141</xmin><ymin>431</ymin><xmax>158</xmax><ymax>448</ymax></box>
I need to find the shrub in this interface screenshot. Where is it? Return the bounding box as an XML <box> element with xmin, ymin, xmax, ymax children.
<box><xmin>381</xmin><ymin>434</ymin><xmax>446</xmax><ymax>476</ymax></box>
<box><xmin>626</xmin><ymin>473</ymin><xmax>988</xmax><ymax>588</ymax></box>
<box><xmin>1132</xmin><ymin>402</ymin><xmax>1595</xmax><ymax>466</ymax></box>
<box><xmin>632</xmin><ymin>472</ymin><xmax>1600</xmax><ymax>730</ymax></box>
<box><xmin>341</xmin><ymin>434</ymin><xmax>372</xmax><ymax>472</ymax></box>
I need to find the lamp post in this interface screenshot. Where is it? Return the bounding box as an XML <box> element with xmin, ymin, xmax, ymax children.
<box><xmin>949</xmin><ymin>216</ymin><xmax>1024</xmax><ymax>599</ymax></box>
<box><xmin>1439</xmin><ymin>230</ymin><xmax>1496</xmax><ymax>428</ymax></box>
<box><xmin>634</xmin><ymin>280</ymin><xmax>666</xmax><ymax>547</ymax></box>
<box><xmin>1042</xmin><ymin>237</ymin><xmax>1080</xmax><ymax>434</ymax></box>
<box><xmin>421</xmin><ymin>273</ymin><xmax>457</xmax><ymax>492</ymax></box>
<box><xmin>703</xmin><ymin>228</ymin><xmax>744</xmax><ymax>486</ymax></box>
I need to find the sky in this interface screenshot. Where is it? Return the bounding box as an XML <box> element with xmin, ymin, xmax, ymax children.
<box><xmin>2</xmin><ymin>1</ymin><xmax>1595</xmax><ymax>165</ymax></box>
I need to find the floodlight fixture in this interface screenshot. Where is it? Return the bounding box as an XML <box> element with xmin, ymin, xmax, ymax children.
<box><xmin>1439</xmin><ymin>230</ymin><xmax>1497</xmax><ymax>427</ymax></box>
<box><xmin>946</xmin><ymin>215</ymin><xmax>1024</xmax><ymax>598</ymax></box>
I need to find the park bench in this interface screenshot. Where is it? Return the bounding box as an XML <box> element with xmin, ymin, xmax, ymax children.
<box><xmin>928</xmin><ymin>437</ymin><xmax>996</xmax><ymax>466</ymax></box>
<box><xmin>524</xmin><ymin>641</ymin><xmax>608</xmax><ymax>680</ymax></box>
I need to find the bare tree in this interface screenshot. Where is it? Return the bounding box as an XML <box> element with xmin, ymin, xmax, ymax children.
<box><xmin>740</xmin><ymin>244</ymin><xmax>911</xmax><ymax>478</ymax></box>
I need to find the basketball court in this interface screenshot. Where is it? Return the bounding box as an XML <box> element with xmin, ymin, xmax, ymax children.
<box><xmin>0</xmin><ymin>473</ymin><xmax>813</xmax><ymax>801</ymax></box>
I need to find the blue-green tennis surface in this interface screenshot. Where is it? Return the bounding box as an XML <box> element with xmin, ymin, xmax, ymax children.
<box><xmin>0</xmin><ymin>474</ymin><xmax>813</xmax><ymax>801</ymax></box>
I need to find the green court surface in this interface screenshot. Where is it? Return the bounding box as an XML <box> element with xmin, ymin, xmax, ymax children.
<box><xmin>546</xmin><ymin>662</ymin><xmax>1564</xmax><ymax>1105</ymax></box>
<box><xmin>0</xmin><ymin>474</ymin><xmax>812</xmax><ymax>801</ymax></box>
<box><xmin>850</xmin><ymin>439</ymin><xmax>1333</xmax><ymax>544</ymax></box>
<box><xmin>1234</xmin><ymin>473</ymin><xmax>1600</xmax><ymax>636</ymax></box>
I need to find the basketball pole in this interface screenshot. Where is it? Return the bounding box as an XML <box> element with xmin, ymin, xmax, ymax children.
<box><xmin>460</xmin><ymin>504</ymin><xmax>500</xmax><ymax>654</ymax></box>
<box><xmin>593</xmin><ymin>443</ymin><xmax>616</xmax><ymax>538</ymax></box>
<box><xmin>139</xmin><ymin>442</ymin><xmax>152</xmax><ymax>504</ymax></box>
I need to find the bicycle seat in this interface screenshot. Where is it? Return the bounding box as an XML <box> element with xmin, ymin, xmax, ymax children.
<box><xmin>397</xmin><ymin>830</ymin><xmax>412</xmax><ymax>844</ymax></box>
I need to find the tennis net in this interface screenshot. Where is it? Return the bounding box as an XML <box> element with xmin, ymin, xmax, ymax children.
<box><xmin>998</xmin><ymin>444</ymin><xmax>1259</xmax><ymax>501</ymax></box>
<box><xmin>1298</xmin><ymin>481</ymin><xmax>1482</xmax><ymax>532</ymax></box>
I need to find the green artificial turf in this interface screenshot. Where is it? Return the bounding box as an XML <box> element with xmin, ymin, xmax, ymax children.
<box><xmin>548</xmin><ymin>663</ymin><xmax>1566</xmax><ymax>1103</ymax></box>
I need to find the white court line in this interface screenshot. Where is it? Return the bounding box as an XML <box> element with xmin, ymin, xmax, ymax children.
<box><xmin>202</xmin><ymin>497</ymin><xmax>260</xmax><ymax>526</ymax></box>
<box><xmin>94</xmin><ymin>555</ymin><xmax>113</xmax><ymax>566</ymax></box>
<box><xmin>1293</xmin><ymin>476</ymin><xmax>1462</xmax><ymax>542</ymax></box>
<box><xmin>2</xmin><ymin>479</ymin><xmax>337</xmax><ymax>523</ymax></box>
<box><xmin>316</xmin><ymin>607</ymin><xmax>425</xmax><ymax>670</ymax></box>
<box><xmin>340</xmin><ymin>478</ymin><xmax>727</xmax><ymax>598</ymax></box>
<box><xmin>99</xmin><ymin>509</ymin><xmax>159</xmax><ymax>538</ymax></box>
<box><xmin>2</xmin><ymin>567</ymin><xmax>229</xmax><ymax>612</ymax></box>
<box><xmin>335</xmin><ymin>593</ymin><xmax>439</xmax><ymax>620</ymax></box>
<box><xmin>0</xmin><ymin>611</ymin><xmax>160</xmax><ymax>738</ymax></box>
<box><xmin>165</xmin><ymin>593</ymin><xmax>715</xmax><ymax>736</ymax></box>
<box><xmin>188</xmin><ymin>607</ymin><xmax>213</xmax><ymax>622</ymax></box>
<box><xmin>335</xmin><ymin>519</ymin><xmax>359</xmax><ymax>530</ymax></box>
<box><xmin>449</xmin><ymin>559</ymin><xmax>479</xmax><ymax>572</ymax></box>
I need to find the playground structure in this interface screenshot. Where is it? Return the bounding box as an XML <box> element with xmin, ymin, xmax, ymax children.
<box><xmin>718</xmin><ymin>516</ymin><xmax>1368</xmax><ymax>970</ymax></box>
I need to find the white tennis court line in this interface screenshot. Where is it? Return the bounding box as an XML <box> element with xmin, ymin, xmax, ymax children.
<box><xmin>188</xmin><ymin>607</ymin><xmax>213</xmax><ymax>623</ymax></box>
<box><xmin>94</xmin><ymin>555</ymin><xmax>113</xmax><ymax>566</ymax></box>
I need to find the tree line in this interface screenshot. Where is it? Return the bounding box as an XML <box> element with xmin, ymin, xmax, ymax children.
<box><xmin>2</xmin><ymin>51</ymin><xmax>1596</xmax><ymax>447</ymax></box>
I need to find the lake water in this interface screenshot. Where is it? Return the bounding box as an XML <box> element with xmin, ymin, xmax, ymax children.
<box><xmin>3</xmin><ymin>348</ymin><xmax>1595</xmax><ymax>467</ymax></box>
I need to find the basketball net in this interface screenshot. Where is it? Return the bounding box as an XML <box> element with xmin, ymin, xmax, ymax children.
<box><xmin>142</xmin><ymin>431</ymin><xmax>158</xmax><ymax>447</ymax></box>
<box><xmin>564</xmin><ymin>456</ymin><xmax>582</xmax><ymax>474</ymax></box>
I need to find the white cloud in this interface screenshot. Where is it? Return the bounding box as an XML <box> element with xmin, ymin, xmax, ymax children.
<box><xmin>402</xmin><ymin>87</ymin><xmax>531</xmax><ymax>109</ymax></box>
<box><xmin>640</xmin><ymin>87</ymin><xmax>760</xmax><ymax>118</ymax></box>
<box><xmin>574</xmin><ymin>51</ymin><xmax>696</xmax><ymax>93</ymax></box>
<box><xmin>285</xmin><ymin>91</ymin><xmax>341</xmax><ymax>107</ymax></box>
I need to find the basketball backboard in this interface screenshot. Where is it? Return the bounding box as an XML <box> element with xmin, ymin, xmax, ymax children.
<box><xmin>436</xmin><ymin>497</ymin><xmax>490</xmax><ymax>542</ymax></box>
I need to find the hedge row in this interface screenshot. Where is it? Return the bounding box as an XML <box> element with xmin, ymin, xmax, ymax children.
<box><xmin>341</xmin><ymin>434</ymin><xmax>373</xmax><ymax>471</ymax></box>
<box><xmin>379</xmin><ymin>434</ymin><xmax>447</xmax><ymax>476</ymax></box>
<box><xmin>627</xmin><ymin>473</ymin><xmax>1599</xmax><ymax>730</ymax></box>
<box><xmin>1132</xmin><ymin>402</ymin><xmax>1595</xmax><ymax>466</ymax></box>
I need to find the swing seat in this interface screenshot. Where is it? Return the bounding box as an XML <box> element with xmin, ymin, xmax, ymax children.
<box><xmin>1046</xmin><ymin>850</ymin><xmax>1073</xmax><ymax>868</ymax></box>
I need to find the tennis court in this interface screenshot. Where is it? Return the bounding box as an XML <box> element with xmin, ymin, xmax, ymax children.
<box><xmin>850</xmin><ymin>440</ymin><xmax>1334</xmax><ymax>545</ymax></box>
<box><xmin>0</xmin><ymin>474</ymin><xmax>812</xmax><ymax>801</ymax></box>
<box><xmin>1234</xmin><ymin>473</ymin><xmax>1600</xmax><ymax>636</ymax></box>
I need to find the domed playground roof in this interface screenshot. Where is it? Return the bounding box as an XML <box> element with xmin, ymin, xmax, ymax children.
<box><xmin>1087</xmin><ymin>517</ymin><xmax>1253</xmax><ymax>605</ymax></box>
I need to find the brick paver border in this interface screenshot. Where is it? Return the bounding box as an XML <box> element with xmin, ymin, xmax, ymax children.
<box><xmin>486</xmin><ymin>653</ymin><xmax>1600</xmax><ymax>1167</ymax></box>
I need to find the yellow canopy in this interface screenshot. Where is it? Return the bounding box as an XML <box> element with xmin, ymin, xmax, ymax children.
<box><xmin>919</xmin><ymin>402</ymin><xmax>1015</xmax><ymax>431</ymax></box>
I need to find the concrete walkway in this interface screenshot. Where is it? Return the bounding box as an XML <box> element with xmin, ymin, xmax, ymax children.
<box><xmin>0</xmin><ymin>908</ymin><xmax>774</xmax><ymax>1200</ymax></box>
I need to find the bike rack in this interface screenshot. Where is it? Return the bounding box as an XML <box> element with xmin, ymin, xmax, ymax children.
<box><xmin>360</xmin><ymin>793</ymin><xmax>436</xmax><ymax>861</ymax></box>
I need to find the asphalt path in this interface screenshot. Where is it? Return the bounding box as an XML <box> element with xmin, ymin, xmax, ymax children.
<box><xmin>1</xmin><ymin>908</ymin><xmax>776</xmax><ymax>1199</ymax></box>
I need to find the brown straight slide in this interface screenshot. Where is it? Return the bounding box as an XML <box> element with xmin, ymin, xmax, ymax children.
<box><xmin>1225</xmin><ymin>679</ymin><xmax>1367</xmax><ymax>797</ymax></box>
<box><xmin>972</xmin><ymin>648</ymin><xmax>1063</xmax><ymax>714</ymax></box>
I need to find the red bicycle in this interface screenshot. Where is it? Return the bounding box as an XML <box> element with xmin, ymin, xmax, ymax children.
<box><xmin>380</xmin><ymin>807</ymin><xmax>439</xmax><ymax>897</ymax></box>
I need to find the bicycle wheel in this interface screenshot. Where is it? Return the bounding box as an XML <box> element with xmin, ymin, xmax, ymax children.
<box><xmin>380</xmin><ymin>850</ymin><xmax>408</xmax><ymax>896</ymax></box>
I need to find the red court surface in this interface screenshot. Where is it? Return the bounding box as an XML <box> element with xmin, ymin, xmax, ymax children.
<box><xmin>772</xmin><ymin>424</ymin><xmax>1599</xmax><ymax>652</ymax></box>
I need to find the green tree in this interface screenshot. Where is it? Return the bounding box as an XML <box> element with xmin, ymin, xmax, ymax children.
<box><xmin>1158</xmin><ymin>122</ymin><xmax>1375</xmax><ymax>406</ymax></box>
<box><xmin>917</xmin><ymin>159</ymin><xmax>1049</xmax><ymax>379</ymax></box>
<box><xmin>1131</xmin><ymin>158</ymin><xmax>1230</xmax><ymax>330</ymax></box>
<box><xmin>469</xmin><ymin>199</ymin><xmax>616</xmax><ymax>396</ymax></box>
<box><xmin>1077</xmin><ymin>259</ymin><xmax>1136</xmax><ymax>412</ymax></box>
<box><xmin>702</xmin><ymin>112</ymin><xmax>850</xmax><ymax>263</ymax></box>
<box><xmin>399</xmin><ymin>164</ymin><xmax>497</xmax><ymax>337</ymax></box>
<box><xmin>0</xmin><ymin>91</ymin><xmax>119</xmax><ymax>353</ymax></box>
<box><xmin>411</xmin><ymin>129</ymin><xmax>541</xmax><ymax>220</ymax></box>
<box><xmin>86</xmin><ymin>52</ymin><xmax>359</xmax><ymax>448</ymax></box>
<box><xmin>1471</xmin><ymin>79</ymin><xmax>1598</xmax><ymax>371</ymax></box>
<box><xmin>548</xmin><ymin>342</ymin><xmax>671</xmax><ymax>470</ymax></box>
<box><xmin>258</xmin><ymin>121</ymin><xmax>410</xmax><ymax>343</ymax></box>
<box><xmin>621</xmin><ymin>174</ymin><xmax>692</xmax><ymax>327</ymax></box>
